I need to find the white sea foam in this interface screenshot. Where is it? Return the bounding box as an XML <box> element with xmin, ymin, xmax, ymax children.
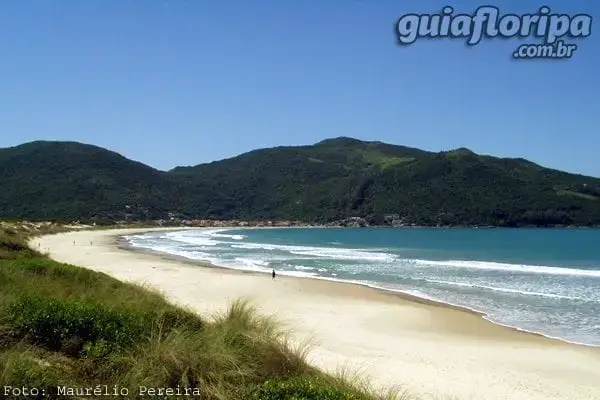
<box><xmin>424</xmin><ymin>279</ymin><xmax>592</xmax><ymax>301</ymax></box>
<box><xmin>160</xmin><ymin>229</ymin><xmax>246</xmax><ymax>245</ymax></box>
<box><xmin>163</xmin><ymin>232</ymin><xmax>219</xmax><ymax>246</ymax></box>
<box><xmin>230</xmin><ymin>242</ymin><xmax>395</xmax><ymax>262</ymax></box>
<box><xmin>293</xmin><ymin>265</ymin><xmax>316</xmax><ymax>271</ymax></box>
<box><xmin>231</xmin><ymin>243</ymin><xmax>279</xmax><ymax>251</ymax></box>
<box><xmin>233</xmin><ymin>257</ymin><xmax>270</xmax><ymax>268</ymax></box>
<box><xmin>289</xmin><ymin>248</ymin><xmax>395</xmax><ymax>262</ymax></box>
<box><xmin>147</xmin><ymin>230</ymin><xmax>395</xmax><ymax>263</ymax></box>
<box><xmin>411</xmin><ymin>259</ymin><xmax>600</xmax><ymax>278</ymax></box>
<box><xmin>210</xmin><ymin>232</ymin><xmax>247</xmax><ymax>240</ymax></box>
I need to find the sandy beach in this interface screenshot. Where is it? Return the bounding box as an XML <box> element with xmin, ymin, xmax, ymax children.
<box><xmin>32</xmin><ymin>228</ymin><xmax>600</xmax><ymax>400</ymax></box>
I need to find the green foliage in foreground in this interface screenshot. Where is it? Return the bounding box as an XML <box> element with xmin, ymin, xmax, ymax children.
<box><xmin>253</xmin><ymin>377</ymin><xmax>366</xmax><ymax>400</ymax></box>
<box><xmin>0</xmin><ymin>227</ymin><xmax>396</xmax><ymax>400</ymax></box>
<box><xmin>7</xmin><ymin>296</ymin><xmax>151</xmax><ymax>358</ymax></box>
<box><xmin>0</xmin><ymin>228</ymin><xmax>37</xmax><ymax>260</ymax></box>
<box><xmin>2</xmin><ymin>138</ymin><xmax>600</xmax><ymax>226</ymax></box>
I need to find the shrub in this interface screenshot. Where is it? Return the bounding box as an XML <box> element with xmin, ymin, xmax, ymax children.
<box><xmin>0</xmin><ymin>348</ymin><xmax>77</xmax><ymax>400</ymax></box>
<box><xmin>6</xmin><ymin>258</ymin><xmax>63</xmax><ymax>275</ymax></box>
<box><xmin>158</xmin><ymin>308</ymin><xmax>204</xmax><ymax>332</ymax></box>
<box><xmin>0</xmin><ymin>231</ymin><xmax>36</xmax><ymax>260</ymax></box>
<box><xmin>251</xmin><ymin>376</ymin><xmax>366</xmax><ymax>400</ymax></box>
<box><xmin>6</xmin><ymin>296</ymin><xmax>150</xmax><ymax>358</ymax></box>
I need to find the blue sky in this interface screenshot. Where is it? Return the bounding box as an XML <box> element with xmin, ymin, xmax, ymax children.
<box><xmin>0</xmin><ymin>1</ymin><xmax>597</xmax><ymax>176</ymax></box>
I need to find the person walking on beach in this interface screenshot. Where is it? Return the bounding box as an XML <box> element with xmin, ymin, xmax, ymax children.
<box><xmin>272</xmin><ymin>269</ymin><xmax>276</xmax><ymax>280</ymax></box>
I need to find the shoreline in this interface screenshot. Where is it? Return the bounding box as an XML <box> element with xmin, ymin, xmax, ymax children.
<box><xmin>117</xmin><ymin>236</ymin><xmax>489</xmax><ymax>317</ymax></box>
<box><xmin>33</xmin><ymin>228</ymin><xmax>600</xmax><ymax>400</ymax></box>
<box><xmin>123</xmin><ymin>237</ymin><xmax>600</xmax><ymax>349</ymax></box>
<box><xmin>120</xmin><ymin>228</ymin><xmax>600</xmax><ymax>349</ymax></box>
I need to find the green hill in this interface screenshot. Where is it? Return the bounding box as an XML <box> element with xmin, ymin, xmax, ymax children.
<box><xmin>1</xmin><ymin>138</ymin><xmax>600</xmax><ymax>226</ymax></box>
<box><xmin>0</xmin><ymin>141</ymin><xmax>178</xmax><ymax>220</ymax></box>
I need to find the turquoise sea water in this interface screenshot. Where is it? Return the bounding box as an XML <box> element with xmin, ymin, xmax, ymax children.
<box><xmin>125</xmin><ymin>227</ymin><xmax>600</xmax><ymax>346</ymax></box>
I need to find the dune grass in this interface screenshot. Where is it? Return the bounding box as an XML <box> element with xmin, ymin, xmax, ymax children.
<box><xmin>0</xmin><ymin>225</ymin><xmax>404</xmax><ymax>400</ymax></box>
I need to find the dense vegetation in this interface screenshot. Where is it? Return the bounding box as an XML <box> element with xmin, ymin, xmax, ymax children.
<box><xmin>0</xmin><ymin>225</ymin><xmax>393</xmax><ymax>399</ymax></box>
<box><xmin>1</xmin><ymin>138</ymin><xmax>600</xmax><ymax>226</ymax></box>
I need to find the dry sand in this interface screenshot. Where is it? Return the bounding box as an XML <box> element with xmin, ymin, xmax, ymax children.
<box><xmin>32</xmin><ymin>228</ymin><xmax>600</xmax><ymax>400</ymax></box>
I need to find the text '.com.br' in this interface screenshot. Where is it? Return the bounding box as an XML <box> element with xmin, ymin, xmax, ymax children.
<box><xmin>396</xmin><ymin>6</ymin><xmax>592</xmax><ymax>60</ymax></box>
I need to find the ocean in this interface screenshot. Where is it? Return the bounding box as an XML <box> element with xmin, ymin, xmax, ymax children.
<box><xmin>124</xmin><ymin>227</ymin><xmax>600</xmax><ymax>346</ymax></box>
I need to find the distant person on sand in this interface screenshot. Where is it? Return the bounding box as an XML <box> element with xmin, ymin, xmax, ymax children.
<box><xmin>272</xmin><ymin>269</ymin><xmax>276</xmax><ymax>280</ymax></box>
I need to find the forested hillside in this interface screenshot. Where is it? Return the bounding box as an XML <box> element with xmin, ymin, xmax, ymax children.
<box><xmin>1</xmin><ymin>138</ymin><xmax>599</xmax><ymax>226</ymax></box>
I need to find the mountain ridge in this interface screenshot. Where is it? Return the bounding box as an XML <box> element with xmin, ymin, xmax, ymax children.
<box><xmin>1</xmin><ymin>138</ymin><xmax>599</xmax><ymax>226</ymax></box>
